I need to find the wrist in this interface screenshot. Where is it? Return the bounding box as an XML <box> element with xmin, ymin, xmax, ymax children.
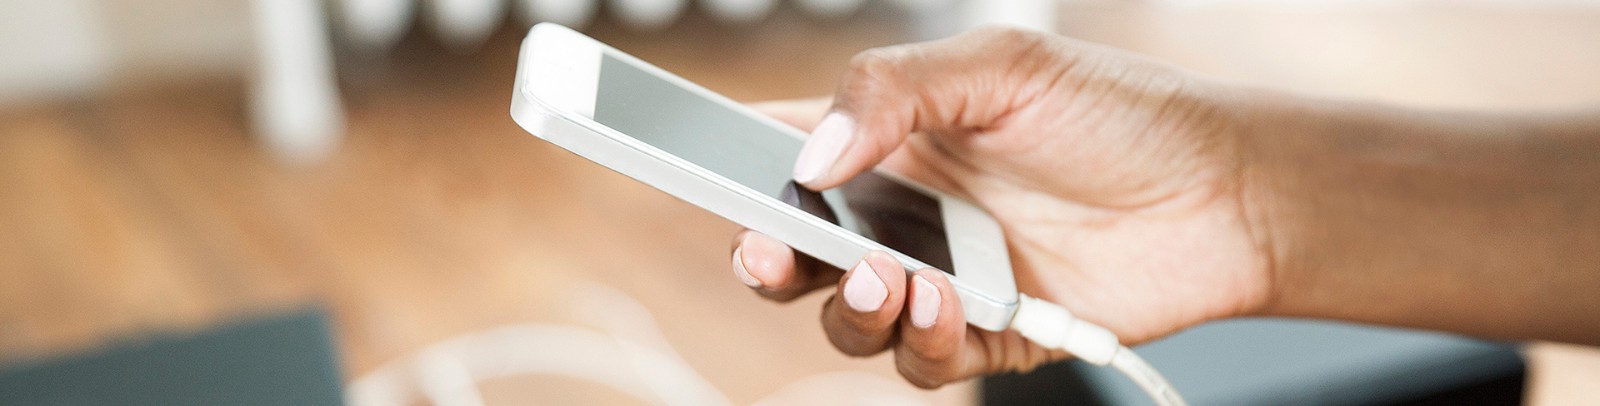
<box><xmin>1207</xmin><ymin>82</ymin><xmax>1600</xmax><ymax>340</ymax></box>
<box><xmin>1215</xmin><ymin>86</ymin><xmax>1336</xmax><ymax>318</ymax></box>
<box><xmin>1221</xmin><ymin>89</ymin><xmax>1554</xmax><ymax>319</ymax></box>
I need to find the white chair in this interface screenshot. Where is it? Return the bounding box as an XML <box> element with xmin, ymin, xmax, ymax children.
<box><xmin>248</xmin><ymin>0</ymin><xmax>1060</xmax><ymax>163</ymax></box>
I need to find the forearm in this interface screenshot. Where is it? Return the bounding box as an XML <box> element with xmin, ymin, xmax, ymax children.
<box><xmin>1240</xmin><ymin>91</ymin><xmax>1600</xmax><ymax>344</ymax></box>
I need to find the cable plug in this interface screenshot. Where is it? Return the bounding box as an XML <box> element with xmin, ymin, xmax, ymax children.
<box><xmin>1008</xmin><ymin>294</ymin><xmax>1119</xmax><ymax>365</ymax></box>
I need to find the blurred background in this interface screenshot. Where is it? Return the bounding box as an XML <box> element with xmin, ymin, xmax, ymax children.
<box><xmin>2</xmin><ymin>0</ymin><xmax>1600</xmax><ymax>404</ymax></box>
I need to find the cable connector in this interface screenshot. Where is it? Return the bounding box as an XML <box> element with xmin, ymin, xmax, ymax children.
<box><xmin>1009</xmin><ymin>294</ymin><xmax>1119</xmax><ymax>365</ymax></box>
<box><xmin>1007</xmin><ymin>294</ymin><xmax>1188</xmax><ymax>406</ymax></box>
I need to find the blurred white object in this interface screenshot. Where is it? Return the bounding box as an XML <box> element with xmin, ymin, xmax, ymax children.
<box><xmin>704</xmin><ymin>0</ymin><xmax>777</xmax><ymax>23</ymax></box>
<box><xmin>515</xmin><ymin>0</ymin><xmax>601</xmax><ymax>27</ymax></box>
<box><xmin>907</xmin><ymin>0</ymin><xmax>1058</xmax><ymax>40</ymax></box>
<box><xmin>609</xmin><ymin>0</ymin><xmax>689</xmax><ymax>30</ymax></box>
<box><xmin>346</xmin><ymin>281</ymin><xmax>732</xmax><ymax>406</ymax></box>
<box><xmin>0</xmin><ymin>0</ymin><xmax>108</xmax><ymax>108</ymax></box>
<box><xmin>427</xmin><ymin>0</ymin><xmax>508</xmax><ymax>50</ymax></box>
<box><xmin>346</xmin><ymin>281</ymin><xmax>932</xmax><ymax>406</ymax></box>
<box><xmin>338</xmin><ymin>0</ymin><xmax>416</xmax><ymax>51</ymax></box>
<box><xmin>889</xmin><ymin>0</ymin><xmax>957</xmax><ymax>13</ymax></box>
<box><xmin>702</xmin><ymin>0</ymin><xmax>780</xmax><ymax>23</ymax></box>
<box><xmin>795</xmin><ymin>0</ymin><xmax>866</xmax><ymax>18</ymax></box>
<box><xmin>250</xmin><ymin>0</ymin><xmax>344</xmax><ymax>164</ymax></box>
<box><xmin>244</xmin><ymin>0</ymin><xmax>1060</xmax><ymax>163</ymax></box>
<box><xmin>961</xmin><ymin>0</ymin><xmax>1057</xmax><ymax>32</ymax></box>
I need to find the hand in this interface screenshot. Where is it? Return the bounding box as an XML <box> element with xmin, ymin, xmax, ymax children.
<box><xmin>731</xmin><ymin>27</ymin><xmax>1275</xmax><ymax>388</ymax></box>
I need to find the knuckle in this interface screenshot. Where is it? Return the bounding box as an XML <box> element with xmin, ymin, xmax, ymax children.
<box><xmin>914</xmin><ymin>340</ymin><xmax>961</xmax><ymax>364</ymax></box>
<box><xmin>894</xmin><ymin>354</ymin><xmax>949</xmax><ymax>389</ymax></box>
<box><xmin>823</xmin><ymin>302</ymin><xmax>891</xmax><ymax>357</ymax></box>
<box><xmin>846</xmin><ymin>48</ymin><xmax>904</xmax><ymax>78</ymax></box>
<box><xmin>979</xmin><ymin>330</ymin><xmax>1047</xmax><ymax>375</ymax></box>
<box><xmin>758</xmin><ymin>287</ymin><xmax>802</xmax><ymax>303</ymax></box>
<box><xmin>906</xmin><ymin>375</ymin><xmax>943</xmax><ymax>390</ymax></box>
<box><xmin>843</xmin><ymin>47</ymin><xmax>911</xmax><ymax>96</ymax></box>
<box><xmin>963</xmin><ymin>26</ymin><xmax>1050</xmax><ymax>60</ymax></box>
<box><xmin>827</xmin><ymin>332</ymin><xmax>883</xmax><ymax>357</ymax></box>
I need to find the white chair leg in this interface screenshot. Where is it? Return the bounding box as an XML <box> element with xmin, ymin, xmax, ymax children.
<box><xmin>428</xmin><ymin>0</ymin><xmax>508</xmax><ymax>51</ymax></box>
<box><xmin>794</xmin><ymin>0</ymin><xmax>866</xmax><ymax>18</ymax></box>
<box><xmin>961</xmin><ymin>0</ymin><xmax>1058</xmax><ymax>32</ymax></box>
<box><xmin>609</xmin><ymin>0</ymin><xmax>688</xmax><ymax>31</ymax></box>
<box><xmin>250</xmin><ymin>0</ymin><xmax>345</xmax><ymax>164</ymax></box>
<box><xmin>515</xmin><ymin>0</ymin><xmax>601</xmax><ymax>28</ymax></box>
<box><xmin>338</xmin><ymin>0</ymin><xmax>417</xmax><ymax>52</ymax></box>
<box><xmin>702</xmin><ymin>0</ymin><xmax>779</xmax><ymax>24</ymax></box>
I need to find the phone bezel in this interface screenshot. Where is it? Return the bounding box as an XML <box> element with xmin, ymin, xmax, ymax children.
<box><xmin>510</xmin><ymin>23</ymin><xmax>1018</xmax><ymax>330</ymax></box>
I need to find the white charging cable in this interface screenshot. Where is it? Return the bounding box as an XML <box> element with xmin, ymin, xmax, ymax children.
<box><xmin>1008</xmin><ymin>294</ymin><xmax>1188</xmax><ymax>406</ymax></box>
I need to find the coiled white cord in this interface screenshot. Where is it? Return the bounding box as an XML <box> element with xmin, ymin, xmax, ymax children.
<box><xmin>1009</xmin><ymin>294</ymin><xmax>1188</xmax><ymax>406</ymax></box>
<box><xmin>346</xmin><ymin>280</ymin><xmax>935</xmax><ymax>406</ymax></box>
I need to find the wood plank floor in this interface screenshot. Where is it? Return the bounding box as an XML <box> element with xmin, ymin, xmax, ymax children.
<box><xmin>2</xmin><ymin>3</ymin><xmax>1599</xmax><ymax>405</ymax></box>
<box><xmin>0</xmin><ymin>7</ymin><xmax>970</xmax><ymax>404</ymax></box>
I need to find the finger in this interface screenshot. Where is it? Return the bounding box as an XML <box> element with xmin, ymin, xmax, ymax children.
<box><xmin>732</xmin><ymin>230</ymin><xmax>842</xmax><ymax>302</ymax></box>
<box><xmin>820</xmin><ymin>251</ymin><xmax>907</xmax><ymax>356</ymax></box>
<box><xmin>748</xmin><ymin>97</ymin><xmax>832</xmax><ymax>132</ymax></box>
<box><xmin>893</xmin><ymin>269</ymin><xmax>985</xmax><ymax>388</ymax></box>
<box><xmin>791</xmin><ymin>27</ymin><xmax>1055</xmax><ymax>190</ymax></box>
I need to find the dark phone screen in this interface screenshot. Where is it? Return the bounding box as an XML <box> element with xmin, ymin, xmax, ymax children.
<box><xmin>592</xmin><ymin>54</ymin><xmax>953</xmax><ymax>272</ymax></box>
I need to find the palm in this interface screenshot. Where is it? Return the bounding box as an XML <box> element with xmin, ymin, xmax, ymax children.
<box><xmin>876</xmin><ymin>63</ymin><xmax>1270</xmax><ymax>345</ymax></box>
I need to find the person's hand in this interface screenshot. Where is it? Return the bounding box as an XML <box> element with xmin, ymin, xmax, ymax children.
<box><xmin>731</xmin><ymin>27</ymin><xmax>1275</xmax><ymax>388</ymax></box>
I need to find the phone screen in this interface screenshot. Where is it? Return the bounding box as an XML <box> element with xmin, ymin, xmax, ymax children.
<box><xmin>592</xmin><ymin>54</ymin><xmax>954</xmax><ymax>273</ymax></box>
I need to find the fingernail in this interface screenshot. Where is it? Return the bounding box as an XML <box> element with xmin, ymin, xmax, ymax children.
<box><xmin>910</xmin><ymin>275</ymin><xmax>941</xmax><ymax>329</ymax></box>
<box><xmin>842</xmin><ymin>260</ymin><xmax>887</xmax><ymax>312</ymax></box>
<box><xmin>732</xmin><ymin>247</ymin><xmax>762</xmax><ymax>288</ymax></box>
<box><xmin>793</xmin><ymin>112</ymin><xmax>854</xmax><ymax>184</ymax></box>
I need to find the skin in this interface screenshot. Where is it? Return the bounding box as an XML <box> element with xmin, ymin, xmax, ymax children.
<box><xmin>731</xmin><ymin>27</ymin><xmax>1600</xmax><ymax>388</ymax></box>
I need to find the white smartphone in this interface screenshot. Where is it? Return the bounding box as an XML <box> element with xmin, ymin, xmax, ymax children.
<box><xmin>510</xmin><ymin>23</ymin><xmax>1019</xmax><ymax>331</ymax></box>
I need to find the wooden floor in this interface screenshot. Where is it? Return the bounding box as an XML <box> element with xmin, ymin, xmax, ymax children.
<box><xmin>2</xmin><ymin>2</ymin><xmax>1599</xmax><ymax>405</ymax></box>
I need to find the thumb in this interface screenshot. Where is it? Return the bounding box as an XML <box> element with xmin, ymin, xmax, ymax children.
<box><xmin>790</xmin><ymin>27</ymin><xmax>1050</xmax><ymax>190</ymax></box>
